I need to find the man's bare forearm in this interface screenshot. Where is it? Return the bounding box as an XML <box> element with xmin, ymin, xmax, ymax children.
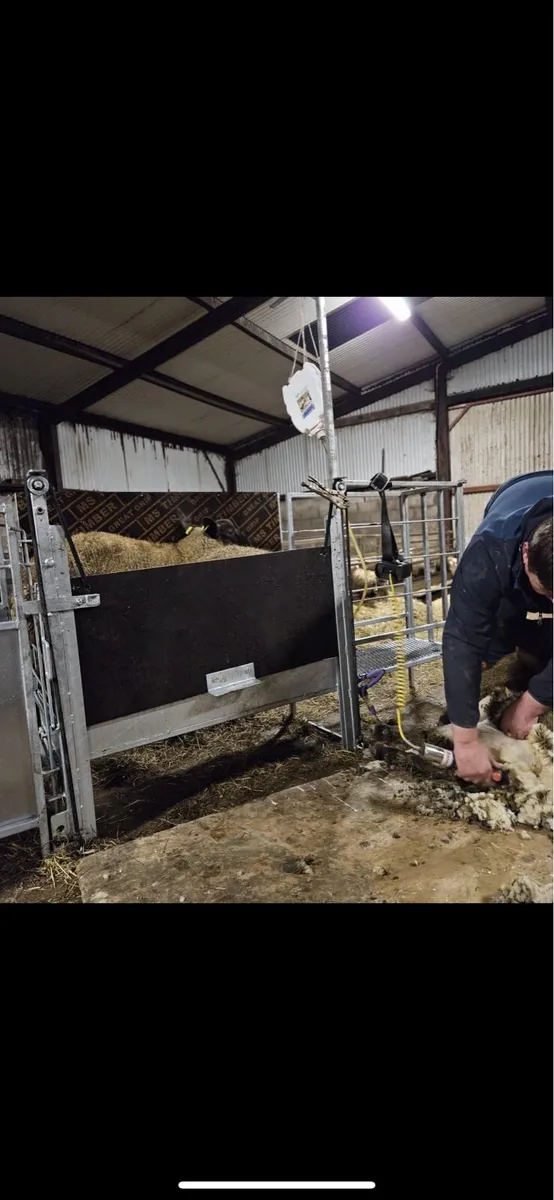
<box><xmin>451</xmin><ymin>724</ymin><xmax>479</xmax><ymax>744</ymax></box>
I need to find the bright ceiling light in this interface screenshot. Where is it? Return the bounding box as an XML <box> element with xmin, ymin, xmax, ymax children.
<box><xmin>378</xmin><ymin>296</ymin><xmax>411</xmax><ymax>321</ymax></box>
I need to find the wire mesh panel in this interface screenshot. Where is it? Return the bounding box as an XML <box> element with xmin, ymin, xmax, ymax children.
<box><xmin>356</xmin><ymin>639</ymin><xmax>442</xmax><ymax>675</ymax></box>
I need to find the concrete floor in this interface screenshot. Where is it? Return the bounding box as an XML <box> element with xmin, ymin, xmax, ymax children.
<box><xmin>77</xmin><ymin>768</ymin><xmax>553</xmax><ymax>904</ymax></box>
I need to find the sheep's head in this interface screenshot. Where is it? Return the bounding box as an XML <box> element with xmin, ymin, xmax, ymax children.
<box><xmin>214</xmin><ymin>518</ymin><xmax>252</xmax><ymax>546</ymax></box>
<box><xmin>177</xmin><ymin>510</ymin><xmax>217</xmax><ymax>540</ymax></box>
<box><xmin>178</xmin><ymin>509</ymin><xmax>250</xmax><ymax>546</ymax></box>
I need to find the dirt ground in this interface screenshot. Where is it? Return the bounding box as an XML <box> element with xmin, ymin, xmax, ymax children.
<box><xmin>0</xmin><ymin>653</ymin><xmax>552</xmax><ymax>904</ymax></box>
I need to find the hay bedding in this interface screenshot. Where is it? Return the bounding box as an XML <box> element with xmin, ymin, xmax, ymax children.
<box><xmin>356</xmin><ymin>595</ymin><xmax>445</xmax><ymax>640</ymax></box>
<box><xmin>67</xmin><ymin>527</ymin><xmax>268</xmax><ymax>576</ymax></box>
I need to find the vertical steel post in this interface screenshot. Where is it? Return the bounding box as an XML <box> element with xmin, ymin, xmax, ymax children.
<box><xmin>437</xmin><ymin>489</ymin><xmax>449</xmax><ymax>619</ymax></box>
<box><xmin>285</xmin><ymin>493</ymin><xmax>295</xmax><ymax>550</ymax></box>
<box><xmin>421</xmin><ymin>492</ymin><xmax>434</xmax><ymax>642</ymax></box>
<box><xmin>315</xmin><ymin>297</ymin><xmax>361</xmax><ymax>750</ymax></box>
<box><xmin>400</xmin><ymin>492</ymin><xmax>415</xmax><ymax>635</ymax></box>
<box><xmin>26</xmin><ymin>471</ymin><xmax>97</xmax><ymax>843</ymax></box>
<box><xmin>455</xmin><ymin>482</ymin><xmax>466</xmax><ymax>557</ymax></box>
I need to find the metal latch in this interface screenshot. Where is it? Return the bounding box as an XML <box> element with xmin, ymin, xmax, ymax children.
<box><xmin>50</xmin><ymin>594</ymin><xmax>100</xmax><ymax>614</ymax></box>
<box><xmin>23</xmin><ymin>594</ymin><xmax>100</xmax><ymax>616</ymax></box>
<box><xmin>206</xmin><ymin>663</ymin><xmax>259</xmax><ymax>697</ymax></box>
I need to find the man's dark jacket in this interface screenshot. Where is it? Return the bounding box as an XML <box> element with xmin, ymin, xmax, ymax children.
<box><xmin>443</xmin><ymin>470</ymin><xmax>553</xmax><ymax>727</ymax></box>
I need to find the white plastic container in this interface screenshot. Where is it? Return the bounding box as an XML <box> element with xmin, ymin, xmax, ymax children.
<box><xmin>282</xmin><ymin>363</ymin><xmax>326</xmax><ymax>439</ymax></box>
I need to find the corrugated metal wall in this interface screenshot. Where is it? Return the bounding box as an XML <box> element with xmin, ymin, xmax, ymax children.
<box><xmin>56</xmin><ymin>423</ymin><xmax>225</xmax><ymax>492</ymax></box>
<box><xmin>447</xmin><ymin>329</ymin><xmax>552</xmax><ymax>393</ymax></box>
<box><xmin>0</xmin><ymin>409</ymin><xmax>43</xmax><ymax>482</ymax></box>
<box><xmin>236</xmin><ymin>382</ymin><xmax>436</xmax><ymax>491</ymax></box>
<box><xmin>450</xmin><ymin>391</ymin><xmax>553</xmax><ymax>538</ymax></box>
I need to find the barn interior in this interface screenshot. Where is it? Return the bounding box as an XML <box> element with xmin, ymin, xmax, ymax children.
<box><xmin>0</xmin><ymin>295</ymin><xmax>552</xmax><ymax>904</ymax></box>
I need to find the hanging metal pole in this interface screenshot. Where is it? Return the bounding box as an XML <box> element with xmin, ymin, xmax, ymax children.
<box><xmin>316</xmin><ymin>296</ymin><xmax>338</xmax><ymax>483</ymax></box>
<box><xmin>315</xmin><ymin>297</ymin><xmax>361</xmax><ymax>750</ymax></box>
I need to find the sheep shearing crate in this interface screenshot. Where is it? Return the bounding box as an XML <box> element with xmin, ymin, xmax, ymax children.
<box><xmin>0</xmin><ymin>472</ymin><xmax>339</xmax><ymax>852</ymax></box>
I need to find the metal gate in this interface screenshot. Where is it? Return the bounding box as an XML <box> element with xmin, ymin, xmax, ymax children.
<box><xmin>0</xmin><ymin>485</ymin><xmax>97</xmax><ymax>853</ymax></box>
<box><xmin>281</xmin><ymin>478</ymin><xmax>466</xmax><ymax>677</ymax></box>
<box><xmin>0</xmin><ymin>495</ymin><xmax>48</xmax><ymax>848</ymax></box>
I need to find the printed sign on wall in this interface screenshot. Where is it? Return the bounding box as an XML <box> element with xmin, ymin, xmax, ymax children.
<box><xmin>16</xmin><ymin>490</ymin><xmax>281</xmax><ymax>550</ymax></box>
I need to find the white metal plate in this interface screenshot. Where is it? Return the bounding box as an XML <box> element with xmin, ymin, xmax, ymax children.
<box><xmin>206</xmin><ymin>663</ymin><xmax>258</xmax><ymax>697</ymax></box>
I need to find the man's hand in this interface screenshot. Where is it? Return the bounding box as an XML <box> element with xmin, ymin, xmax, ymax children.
<box><xmin>452</xmin><ymin>726</ymin><xmax>503</xmax><ymax>785</ymax></box>
<box><xmin>499</xmin><ymin>691</ymin><xmax>548</xmax><ymax>739</ymax></box>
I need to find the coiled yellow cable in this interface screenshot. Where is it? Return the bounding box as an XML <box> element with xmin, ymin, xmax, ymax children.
<box><xmin>388</xmin><ymin>574</ymin><xmax>413</xmax><ymax>746</ymax></box>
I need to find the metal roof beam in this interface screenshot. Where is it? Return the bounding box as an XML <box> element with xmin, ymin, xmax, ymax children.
<box><xmin>445</xmin><ymin>306</ymin><xmax>552</xmax><ymax>369</ymax></box>
<box><xmin>186</xmin><ymin>296</ymin><xmax>362</xmax><ymax>399</ymax></box>
<box><xmin>52</xmin><ymin>296</ymin><xmax>273</xmax><ymax>422</ymax></box>
<box><xmin>410</xmin><ymin>311</ymin><xmax>449</xmax><ymax>358</ymax></box>
<box><xmin>446</xmin><ymin>374</ymin><xmax>553</xmax><ymax>407</ymax></box>
<box><xmin>0</xmin><ymin>312</ymin><xmax>286</xmax><ymax>429</ymax></box>
<box><xmin>0</xmin><ymin>390</ymin><xmax>228</xmax><ymax>458</ymax></box>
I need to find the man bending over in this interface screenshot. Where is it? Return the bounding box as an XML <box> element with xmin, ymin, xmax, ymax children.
<box><xmin>442</xmin><ymin>470</ymin><xmax>553</xmax><ymax>785</ymax></box>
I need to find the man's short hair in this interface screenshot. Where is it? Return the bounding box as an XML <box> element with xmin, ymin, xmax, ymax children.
<box><xmin>527</xmin><ymin>515</ymin><xmax>553</xmax><ymax>593</ymax></box>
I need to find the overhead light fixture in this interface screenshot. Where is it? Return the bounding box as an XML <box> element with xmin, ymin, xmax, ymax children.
<box><xmin>378</xmin><ymin>296</ymin><xmax>411</xmax><ymax>321</ymax></box>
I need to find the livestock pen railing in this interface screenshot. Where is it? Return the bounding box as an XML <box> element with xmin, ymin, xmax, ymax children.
<box><xmin>280</xmin><ymin>479</ymin><xmax>466</xmax><ymax>676</ymax></box>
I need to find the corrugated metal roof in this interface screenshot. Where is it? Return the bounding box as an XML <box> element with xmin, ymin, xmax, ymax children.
<box><xmin>57</xmin><ymin>422</ymin><xmax>224</xmax><ymax>492</ymax></box>
<box><xmin>329</xmin><ymin>319</ymin><xmax>432</xmax><ymax>386</ymax></box>
<box><xmin>162</xmin><ymin>324</ymin><xmax>292</xmax><ymax>419</ymax></box>
<box><xmin>447</xmin><ymin>329</ymin><xmax>553</xmax><ymax>394</ymax></box>
<box><xmin>0</xmin><ymin>297</ymin><xmax>205</xmax><ymax>359</ymax></box>
<box><xmin>0</xmin><ymin>409</ymin><xmax>43</xmax><ymax>482</ymax></box>
<box><xmin>418</xmin><ymin>296</ymin><xmax>545</xmax><ymax>349</ymax></box>
<box><xmin>0</xmin><ymin>297</ymin><xmax>549</xmax><ymax>455</ymax></box>
<box><xmin>0</xmin><ymin>332</ymin><xmax>109</xmax><ymax>401</ymax></box>
<box><xmin>91</xmin><ymin>379</ymin><xmax>265</xmax><ymax>445</ymax></box>
<box><xmin>450</xmin><ymin>390</ymin><xmax>553</xmax><ymax>538</ymax></box>
<box><xmin>246</xmin><ymin>297</ymin><xmax>356</xmax><ymax>340</ymax></box>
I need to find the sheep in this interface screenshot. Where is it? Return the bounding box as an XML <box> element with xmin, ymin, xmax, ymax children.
<box><xmin>350</xmin><ymin>554</ymin><xmax>457</xmax><ymax>599</ymax></box>
<box><xmin>350</xmin><ymin>564</ymin><xmax>380</xmax><ymax>598</ymax></box>
<box><xmin>63</xmin><ymin>514</ymin><xmax>268</xmax><ymax>578</ymax></box>
<box><xmin>10</xmin><ymin>517</ymin><xmax>267</xmax><ymax>616</ymax></box>
<box><xmin>409</xmin><ymin>556</ymin><xmax>458</xmax><ymax>580</ymax></box>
